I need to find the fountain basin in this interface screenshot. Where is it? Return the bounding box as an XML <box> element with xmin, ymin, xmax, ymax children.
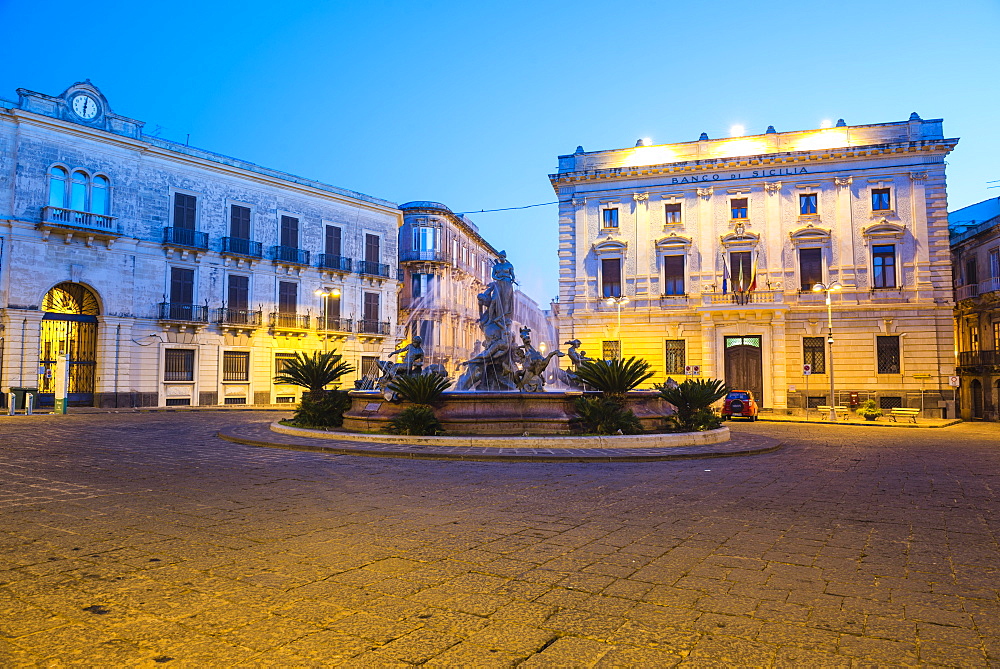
<box><xmin>342</xmin><ymin>390</ymin><xmax>675</xmax><ymax>435</ymax></box>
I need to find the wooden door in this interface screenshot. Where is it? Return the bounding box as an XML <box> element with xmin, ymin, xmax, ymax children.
<box><xmin>724</xmin><ymin>335</ymin><xmax>763</xmax><ymax>406</ymax></box>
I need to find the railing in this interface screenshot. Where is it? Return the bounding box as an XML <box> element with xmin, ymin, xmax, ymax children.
<box><xmin>704</xmin><ymin>290</ymin><xmax>778</xmax><ymax>305</ymax></box>
<box><xmin>221</xmin><ymin>237</ymin><xmax>263</xmax><ymax>258</ymax></box>
<box><xmin>956</xmin><ymin>284</ymin><xmax>980</xmax><ymax>301</ymax></box>
<box><xmin>978</xmin><ymin>276</ymin><xmax>1000</xmax><ymax>294</ymax></box>
<box><xmin>401</xmin><ymin>249</ymin><xmax>445</xmax><ymax>262</ymax></box>
<box><xmin>42</xmin><ymin>206</ymin><xmax>118</xmax><ymax>232</ymax></box>
<box><xmin>958</xmin><ymin>350</ymin><xmax>1000</xmax><ymax>367</ymax></box>
<box><xmin>318</xmin><ymin>254</ymin><xmax>352</xmax><ymax>272</ymax></box>
<box><xmin>158</xmin><ymin>302</ymin><xmax>208</xmax><ymax>322</ymax></box>
<box><xmin>272</xmin><ymin>246</ymin><xmax>310</xmax><ymax>265</ymax></box>
<box><xmin>357</xmin><ymin>319</ymin><xmax>391</xmax><ymax>335</ymax></box>
<box><xmin>215</xmin><ymin>308</ymin><xmax>262</xmax><ymax>326</ymax></box>
<box><xmin>269</xmin><ymin>312</ymin><xmax>310</xmax><ymax>329</ymax></box>
<box><xmin>163</xmin><ymin>227</ymin><xmax>209</xmax><ymax>250</ymax></box>
<box><xmin>357</xmin><ymin>260</ymin><xmax>391</xmax><ymax>278</ymax></box>
<box><xmin>316</xmin><ymin>316</ymin><xmax>352</xmax><ymax>332</ymax></box>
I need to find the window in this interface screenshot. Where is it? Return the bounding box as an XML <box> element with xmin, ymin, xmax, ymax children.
<box><xmin>48</xmin><ymin>167</ymin><xmax>110</xmax><ymax>214</ymax></box>
<box><xmin>730</xmin><ymin>251</ymin><xmax>753</xmax><ymax>292</ymax></box>
<box><xmin>363</xmin><ymin>292</ymin><xmax>380</xmax><ymax>322</ymax></box>
<box><xmin>274</xmin><ymin>352</ymin><xmax>297</xmax><ymax>375</ymax></box>
<box><xmin>876</xmin><ymin>335</ymin><xmax>900</xmax><ymax>374</ymax></box>
<box><xmin>665</xmin><ymin>340</ymin><xmax>685</xmax><ymax>374</ymax></box>
<box><xmin>602</xmin><ymin>208</ymin><xmax>619</xmax><ymax>228</ymax></box>
<box><xmin>71</xmin><ymin>171</ymin><xmax>88</xmax><ymax>212</ymax></box>
<box><xmin>872</xmin><ymin>188</ymin><xmax>891</xmax><ymax>211</ymax></box>
<box><xmin>413</xmin><ymin>226</ymin><xmax>438</xmax><ymax>252</ymax></box>
<box><xmin>326</xmin><ymin>225</ymin><xmax>342</xmax><ymax>256</ymax></box>
<box><xmin>361</xmin><ymin>356</ymin><xmax>379</xmax><ymax>381</ymax></box>
<box><xmin>222</xmin><ymin>351</ymin><xmax>250</xmax><ymax>382</ymax></box>
<box><xmin>92</xmin><ymin>176</ymin><xmax>110</xmax><ymax>215</ymax></box>
<box><xmin>990</xmin><ymin>249</ymin><xmax>1000</xmax><ymax>279</ymax></box>
<box><xmin>280</xmin><ymin>215</ymin><xmax>299</xmax><ymax>248</ymax></box>
<box><xmin>227</xmin><ymin>275</ymin><xmax>249</xmax><ymax>311</ymax></box>
<box><xmin>164</xmin><ymin>349</ymin><xmax>195</xmax><ymax>381</ymax></box>
<box><xmin>365</xmin><ymin>234</ymin><xmax>380</xmax><ymax>264</ymax></box>
<box><xmin>965</xmin><ymin>258</ymin><xmax>978</xmax><ymax>286</ymax></box>
<box><xmin>994</xmin><ymin>321</ymin><xmax>1000</xmax><ymax>351</ymax></box>
<box><xmin>230</xmin><ymin>205</ymin><xmax>251</xmax><ymax>239</ymax></box>
<box><xmin>799</xmin><ymin>193</ymin><xmax>817</xmax><ymax>215</ymax></box>
<box><xmin>803</xmin><ymin>337</ymin><xmax>826</xmax><ymax>374</ymax></box>
<box><xmin>170</xmin><ymin>267</ymin><xmax>194</xmax><ymax>305</ymax></box>
<box><xmin>278</xmin><ymin>281</ymin><xmax>297</xmax><ymax>314</ymax></box>
<box><xmin>799</xmin><ymin>248</ymin><xmax>823</xmax><ymax>291</ymax></box>
<box><xmin>969</xmin><ymin>323</ymin><xmax>980</xmax><ymax>352</ymax></box>
<box><xmin>730</xmin><ymin>198</ymin><xmax>748</xmax><ymax>219</ymax></box>
<box><xmin>872</xmin><ymin>244</ymin><xmax>896</xmax><ymax>288</ymax></box>
<box><xmin>323</xmin><ymin>292</ymin><xmax>341</xmax><ymax>320</ymax></box>
<box><xmin>173</xmin><ymin>193</ymin><xmax>197</xmax><ymax>230</ymax></box>
<box><xmin>48</xmin><ymin>166</ymin><xmax>67</xmax><ymax>207</ymax></box>
<box><xmin>601</xmin><ymin>258</ymin><xmax>622</xmax><ymax>298</ymax></box>
<box><xmin>603</xmin><ymin>340</ymin><xmax>621</xmax><ymax>360</ymax></box>
<box><xmin>664</xmin><ymin>203</ymin><xmax>682</xmax><ymax>225</ymax></box>
<box><xmin>663</xmin><ymin>255</ymin><xmax>685</xmax><ymax>296</ymax></box>
<box><xmin>412</xmin><ymin>273</ymin><xmax>434</xmax><ymax>298</ymax></box>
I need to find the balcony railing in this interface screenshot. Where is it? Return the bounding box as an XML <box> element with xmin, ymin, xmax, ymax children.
<box><xmin>401</xmin><ymin>249</ymin><xmax>445</xmax><ymax>262</ymax></box>
<box><xmin>221</xmin><ymin>237</ymin><xmax>263</xmax><ymax>258</ymax></box>
<box><xmin>958</xmin><ymin>350</ymin><xmax>1000</xmax><ymax>368</ymax></box>
<box><xmin>956</xmin><ymin>284</ymin><xmax>980</xmax><ymax>301</ymax></box>
<box><xmin>269</xmin><ymin>312</ymin><xmax>310</xmax><ymax>329</ymax></box>
<box><xmin>42</xmin><ymin>206</ymin><xmax>118</xmax><ymax>233</ymax></box>
<box><xmin>357</xmin><ymin>319</ymin><xmax>391</xmax><ymax>335</ymax></box>
<box><xmin>215</xmin><ymin>307</ymin><xmax>262</xmax><ymax>327</ymax></box>
<box><xmin>704</xmin><ymin>290</ymin><xmax>779</xmax><ymax>305</ymax></box>
<box><xmin>316</xmin><ymin>316</ymin><xmax>352</xmax><ymax>333</ymax></box>
<box><xmin>163</xmin><ymin>227</ymin><xmax>209</xmax><ymax>250</ymax></box>
<box><xmin>357</xmin><ymin>260</ymin><xmax>391</xmax><ymax>278</ymax></box>
<box><xmin>272</xmin><ymin>246</ymin><xmax>310</xmax><ymax>265</ymax></box>
<box><xmin>158</xmin><ymin>302</ymin><xmax>209</xmax><ymax>322</ymax></box>
<box><xmin>978</xmin><ymin>276</ymin><xmax>1000</xmax><ymax>295</ymax></box>
<box><xmin>318</xmin><ymin>254</ymin><xmax>352</xmax><ymax>272</ymax></box>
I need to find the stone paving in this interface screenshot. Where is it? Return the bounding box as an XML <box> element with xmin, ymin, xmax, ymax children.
<box><xmin>0</xmin><ymin>412</ymin><xmax>997</xmax><ymax>667</ymax></box>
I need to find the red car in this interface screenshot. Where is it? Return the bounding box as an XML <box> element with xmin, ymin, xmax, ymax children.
<box><xmin>722</xmin><ymin>390</ymin><xmax>759</xmax><ymax>421</ymax></box>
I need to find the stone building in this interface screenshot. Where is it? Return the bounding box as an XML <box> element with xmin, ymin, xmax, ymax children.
<box><xmin>550</xmin><ymin>116</ymin><xmax>957</xmax><ymax>416</ymax></box>
<box><xmin>950</xmin><ymin>197</ymin><xmax>1000</xmax><ymax>420</ymax></box>
<box><xmin>0</xmin><ymin>81</ymin><xmax>401</xmax><ymax>408</ymax></box>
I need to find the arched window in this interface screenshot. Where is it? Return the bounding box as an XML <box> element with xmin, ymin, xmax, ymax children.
<box><xmin>91</xmin><ymin>175</ymin><xmax>110</xmax><ymax>215</ymax></box>
<box><xmin>70</xmin><ymin>170</ymin><xmax>88</xmax><ymax>212</ymax></box>
<box><xmin>48</xmin><ymin>166</ymin><xmax>67</xmax><ymax>208</ymax></box>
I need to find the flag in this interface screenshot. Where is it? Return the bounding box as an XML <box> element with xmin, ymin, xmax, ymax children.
<box><xmin>749</xmin><ymin>249</ymin><xmax>758</xmax><ymax>292</ymax></box>
<box><xmin>722</xmin><ymin>252</ymin><xmax>730</xmax><ymax>294</ymax></box>
<box><xmin>737</xmin><ymin>257</ymin><xmax>745</xmax><ymax>293</ymax></box>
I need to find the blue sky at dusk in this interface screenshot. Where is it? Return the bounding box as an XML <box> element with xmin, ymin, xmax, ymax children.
<box><xmin>2</xmin><ymin>0</ymin><xmax>998</xmax><ymax>305</ymax></box>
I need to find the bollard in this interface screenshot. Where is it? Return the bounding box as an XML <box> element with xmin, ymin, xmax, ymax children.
<box><xmin>25</xmin><ymin>394</ymin><xmax>33</xmax><ymax>416</ymax></box>
<box><xmin>7</xmin><ymin>392</ymin><xmax>15</xmax><ymax>416</ymax></box>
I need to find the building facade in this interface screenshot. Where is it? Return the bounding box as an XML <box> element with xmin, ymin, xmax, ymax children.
<box><xmin>551</xmin><ymin>116</ymin><xmax>957</xmax><ymax>416</ymax></box>
<box><xmin>950</xmin><ymin>197</ymin><xmax>1000</xmax><ymax>420</ymax></box>
<box><xmin>0</xmin><ymin>81</ymin><xmax>401</xmax><ymax>408</ymax></box>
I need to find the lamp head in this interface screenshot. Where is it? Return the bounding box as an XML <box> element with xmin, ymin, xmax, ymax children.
<box><xmin>812</xmin><ymin>283</ymin><xmax>824</xmax><ymax>292</ymax></box>
<box><xmin>829</xmin><ymin>282</ymin><xmax>843</xmax><ymax>292</ymax></box>
<box><xmin>620</xmin><ymin>296</ymin><xmax>630</xmax><ymax>305</ymax></box>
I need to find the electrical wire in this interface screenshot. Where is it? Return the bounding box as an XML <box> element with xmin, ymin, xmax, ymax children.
<box><xmin>454</xmin><ymin>201</ymin><xmax>558</xmax><ymax>215</ymax></box>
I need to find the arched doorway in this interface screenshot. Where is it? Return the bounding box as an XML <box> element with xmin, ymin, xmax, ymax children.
<box><xmin>970</xmin><ymin>379</ymin><xmax>984</xmax><ymax>420</ymax></box>
<box><xmin>39</xmin><ymin>283</ymin><xmax>99</xmax><ymax>406</ymax></box>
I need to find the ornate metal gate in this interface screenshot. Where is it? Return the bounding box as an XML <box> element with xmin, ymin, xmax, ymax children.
<box><xmin>38</xmin><ymin>283</ymin><xmax>100</xmax><ymax>406</ymax></box>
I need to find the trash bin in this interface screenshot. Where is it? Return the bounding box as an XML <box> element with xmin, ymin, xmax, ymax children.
<box><xmin>10</xmin><ymin>387</ymin><xmax>39</xmax><ymax>412</ymax></box>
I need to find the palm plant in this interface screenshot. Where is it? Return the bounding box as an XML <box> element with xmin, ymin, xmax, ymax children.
<box><xmin>387</xmin><ymin>372</ymin><xmax>451</xmax><ymax>405</ymax></box>
<box><xmin>574</xmin><ymin>357</ymin><xmax>655</xmax><ymax>400</ymax></box>
<box><xmin>657</xmin><ymin>378</ymin><xmax>729</xmax><ymax>431</ymax></box>
<box><xmin>273</xmin><ymin>350</ymin><xmax>354</xmax><ymax>399</ymax></box>
<box><xmin>572</xmin><ymin>396</ymin><xmax>643</xmax><ymax>435</ymax></box>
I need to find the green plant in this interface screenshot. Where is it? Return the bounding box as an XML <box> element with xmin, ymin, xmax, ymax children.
<box><xmin>657</xmin><ymin>378</ymin><xmax>729</xmax><ymax>431</ymax></box>
<box><xmin>387</xmin><ymin>372</ymin><xmax>451</xmax><ymax>405</ymax></box>
<box><xmin>856</xmin><ymin>399</ymin><xmax>882</xmax><ymax>419</ymax></box>
<box><xmin>574</xmin><ymin>357</ymin><xmax>655</xmax><ymax>399</ymax></box>
<box><xmin>273</xmin><ymin>351</ymin><xmax>354</xmax><ymax>399</ymax></box>
<box><xmin>388</xmin><ymin>404</ymin><xmax>443</xmax><ymax>435</ymax></box>
<box><xmin>293</xmin><ymin>390</ymin><xmax>351</xmax><ymax>428</ymax></box>
<box><xmin>572</xmin><ymin>396</ymin><xmax>643</xmax><ymax>435</ymax></box>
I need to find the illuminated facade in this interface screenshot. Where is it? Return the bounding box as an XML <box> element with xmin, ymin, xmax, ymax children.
<box><xmin>0</xmin><ymin>81</ymin><xmax>401</xmax><ymax>407</ymax></box>
<box><xmin>551</xmin><ymin>116</ymin><xmax>958</xmax><ymax>416</ymax></box>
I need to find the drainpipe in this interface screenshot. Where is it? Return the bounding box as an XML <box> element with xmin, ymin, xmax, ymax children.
<box><xmin>19</xmin><ymin>317</ymin><xmax>26</xmax><ymax>387</ymax></box>
<box><xmin>115</xmin><ymin>324</ymin><xmax>121</xmax><ymax>408</ymax></box>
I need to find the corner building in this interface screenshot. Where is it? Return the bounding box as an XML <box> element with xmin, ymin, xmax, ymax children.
<box><xmin>551</xmin><ymin>116</ymin><xmax>957</xmax><ymax>416</ymax></box>
<box><xmin>0</xmin><ymin>81</ymin><xmax>400</xmax><ymax>408</ymax></box>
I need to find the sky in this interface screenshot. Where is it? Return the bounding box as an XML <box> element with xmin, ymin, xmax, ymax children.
<box><xmin>2</xmin><ymin>0</ymin><xmax>998</xmax><ymax>306</ymax></box>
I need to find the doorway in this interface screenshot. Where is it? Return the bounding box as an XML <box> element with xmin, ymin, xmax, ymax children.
<box><xmin>724</xmin><ymin>335</ymin><xmax>764</xmax><ymax>405</ymax></box>
<box><xmin>971</xmin><ymin>379</ymin><xmax>984</xmax><ymax>419</ymax></box>
<box><xmin>38</xmin><ymin>283</ymin><xmax>99</xmax><ymax>406</ymax></box>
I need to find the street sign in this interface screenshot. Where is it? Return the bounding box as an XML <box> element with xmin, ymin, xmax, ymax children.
<box><xmin>684</xmin><ymin>365</ymin><xmax>700</xmax><ymax>376</ymax></box>
<box><xmin>948</xmin><ymin>376</ymin><xmax>960</xmax><ymax>387</ymax></box>
<box><xmin>803</xmin><ymin>364</ymin><xmax>812</xmax><ymax>375</ymax></box>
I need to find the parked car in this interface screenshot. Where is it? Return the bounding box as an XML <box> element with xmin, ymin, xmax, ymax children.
<box><xmin>722</xmin><ymin>390</ymin><xmax>759</xmax><ymax>421</ymax></box>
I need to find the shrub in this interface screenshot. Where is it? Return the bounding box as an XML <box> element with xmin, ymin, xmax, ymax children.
<box><xmin>273</xmin><ymin>350</ymin><xmax>354</xmax><ymax>399</ymax></box>
<box><xmin>388</xmin><ymin>404</ymin><xmax>443</xmax><ymax>435</ymax></box>
<box><xmin>657</xmin><ymin>378</ymin><xmax>729</xmax><ymax>431</ymax></box>
<box><xmin>856</xmin><ymin>399</ymin><xmax>882</xmax><ymax>419</ymax></box>
<box><xmin>292</xmin><ymin>390</ymin><xmax>352</xmax><ymax>428</ymax></box>
<box><xmin>387</xmin><ymin>372</ymin><xmax>451</xmax><ymax>405</ymax></box>
<box><xmin>574</xmin><ymin>357</ymin><xmax>655</xmax><ymax>400</ymax></box>
<box><xmin>572</xmin><ymin>396</ymin><xmax>643</xmax><ymax>435</ymax></box>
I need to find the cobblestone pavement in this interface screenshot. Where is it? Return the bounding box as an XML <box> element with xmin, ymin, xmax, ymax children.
<box><xmin>0</xmin><ymin>412</ymin><xmax>997</xmax><ymax>667</ymax></box>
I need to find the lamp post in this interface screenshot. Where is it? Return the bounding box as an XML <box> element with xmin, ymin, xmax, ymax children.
<box><xmin>605</xmin><ymin>295</ymin><xmax>629</xmax><ymax>359</ymax></box>
<box><xmin>314</xmin><ymin>288</ymin><xmax>341</xmax><ymax>352</ymax></box>
<box><xmin>812</xmin><ymin>281</ymin><xmax>842</xmax><ymax>421</ymax></box>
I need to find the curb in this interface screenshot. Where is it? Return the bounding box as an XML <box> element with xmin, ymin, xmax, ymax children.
<box><xmin>756</xmin><ymin>417</ymin><xmax>962</xmax><ymax>428</ymax></box>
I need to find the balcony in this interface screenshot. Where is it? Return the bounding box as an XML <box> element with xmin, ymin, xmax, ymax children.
<box><xmin>269</xmin><ymin>312</ymin><xmax>310</xmax><ymax>332</ymax></box>
<box><xmin>158</xmin><ymin>302</ymin><xmax>208</xmax><ymax>323</ymax></box>
<box><xmin>978</xmin><ymin>276</ymin><xmax>1000</xmax><ymax>295</ymax></box>
<box><xmin>318</xmin><ymin>254</ymin><xmax>352</xmax><ymax>273</ymax></box>
<box><xmin>221</xmin><ymin>237</ymin><xmax>263</xmax><ymax>259</ymax></box>
<box><xmin>163</xmin><ymin>227</ymin><xmax>209</xmax><ymax>250</ymax></box>
<box><xmin>357</xmin><ymin>260</ymin><xmax>391</xmax><ymax>279</ymax></box>
<box><xmin>956</xmin><ymin>284</ymin><xmax>980</xmax><ymax>301</ymax></box>
<box><xmin>272</xmin><ymin>246</ymin><xmax>310</xmax><ymax>267</ymax></box>
<box><xmin>401</xmin><ymin>249</ymin><xmax>446</xmax><ymax>262</ymax></box>
<box><xmin>958</xmin><ymin>350</ymin><xmax>1000</xmax><ymax>369</ymax></box>
<box><xmin>316</xmin><ymin>316</ymin><xmax>352</xmax><ymax>333</ymax></box>
<box><xmin>357</xmin><ymin>319</ymin><xmax>391</xmax><ymax>336</ymax></box>
<box><xmin>215</xmin><ymin>307</ymin><xmax>262</xmax><ymax>327</ymax></box>
<box><xmin>702</xmin><ymin>290</ymin><xmax>780</xmax><ymax>306</ymax></box>
<box><xmin>39</xmin><ymin>205</ymin><xmax>120</xmax><ymax>246</ymax></box>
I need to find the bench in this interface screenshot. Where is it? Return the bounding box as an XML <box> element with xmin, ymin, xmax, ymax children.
<box><xmin>816</xmin><ymin>405</ymin><xmax>851</xmax><ymax>420</ymax></box>
<box><xmin>888</xmin><ymin>407</ymin><xmax>920</xmax><ymax>423</ymax></box>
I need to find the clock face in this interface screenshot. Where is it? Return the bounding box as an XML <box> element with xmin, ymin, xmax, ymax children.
<box><xmin>72</xmin><ymin>94</ymin><xmax>99</xmax><ymax>120</ymax></box>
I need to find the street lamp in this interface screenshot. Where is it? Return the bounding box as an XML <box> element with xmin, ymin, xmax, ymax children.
<box><xmin>812</xmin><ymin>281</ymin><xmax>842</xmax><ymax>421</ymax></box>
<box><xmin>605</xmin><ymin>295</ymin><xmax>629</xmax><ymax>359</ymax></box>
<box><xmin>314</xmin><ymin>287</ymin><xmax>341</xmax><ymax>351</ymax></box>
